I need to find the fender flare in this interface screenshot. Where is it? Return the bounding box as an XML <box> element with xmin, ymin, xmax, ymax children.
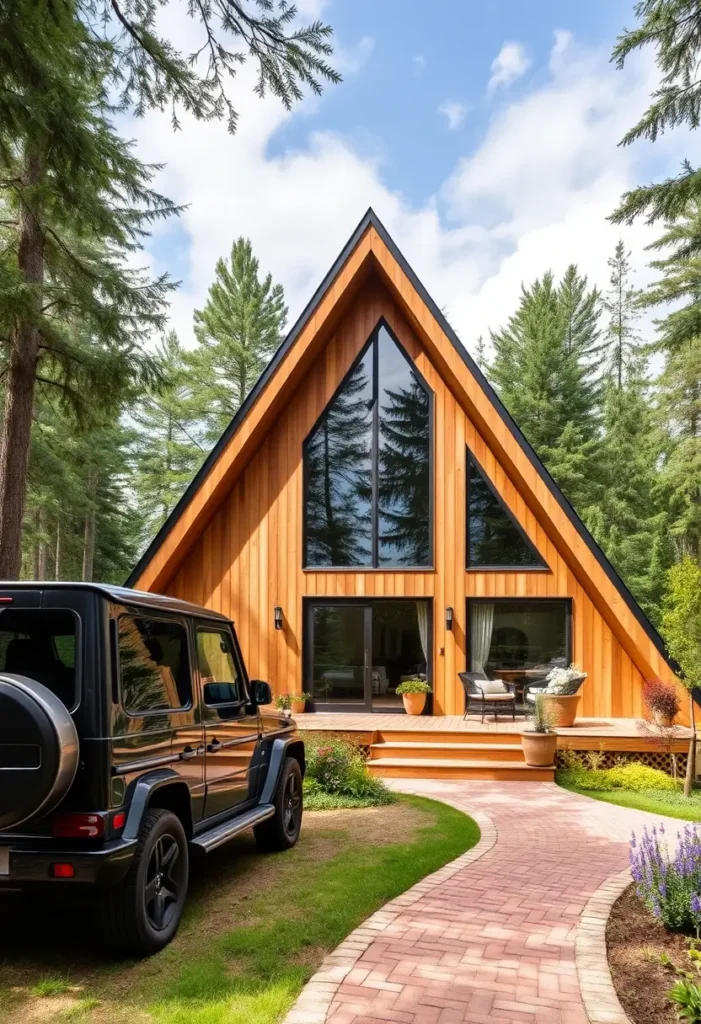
<box><xmin>260</xmin><ymin>737</ymin><xmax>306</xmax><ymax>805</ymax></box>
<box><xmin>122</xmin><ymin>769</ymin><xmax>191</xmax><ymax>841</ymax></box>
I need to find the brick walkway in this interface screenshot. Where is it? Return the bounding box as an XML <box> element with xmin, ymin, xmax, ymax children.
<box><xmin>287</xmin><ymin>780</ymin><xmax>690</xmax><ymax>1024</ymax></box>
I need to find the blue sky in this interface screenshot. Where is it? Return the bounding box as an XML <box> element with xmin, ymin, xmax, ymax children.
<box><xmin>130</xmin><ymin>0</ymin><xmax>684</xmax><ymax>355</ymax></box>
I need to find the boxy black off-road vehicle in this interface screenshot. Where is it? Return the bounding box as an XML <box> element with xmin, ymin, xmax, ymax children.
<box><xmin>0</xmin><ymin>583</ymin><xmax>304</xmax><ymax>956</ymax></box>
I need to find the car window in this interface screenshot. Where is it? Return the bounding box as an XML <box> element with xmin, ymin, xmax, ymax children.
<box><xmin>118</xmin><ymin>615</ymin><xmax>191</xmax><ymax>714</ymax></box>
<box><xmin>197</xmin><ymin>629</ymin><xmax>242</xmax><ymax>705</ymax></box>
<box><xmin>0</xmin><ymin>608</ymin><xmax>78</xmax><ymax>709</ymax></box>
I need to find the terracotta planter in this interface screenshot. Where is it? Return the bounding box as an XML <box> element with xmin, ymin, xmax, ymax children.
<box><xmin>291</xmin><ymin>700</ymin><xmax>306</xmax><ymax>715</ymax></box>
<box><xmin>541</xmin><ymin>693</ymin><xmax>580</xmax><ymax>728</ymax></box>
<box><xmin>402</xmin><ymin>692</ymin><xmax>426</xmax><ymax>716</ymax></box>
<box><xmin>652</xmin><ymin>709</ymin><xmax>675</xmax><ymax>728</ymax></box>
<box><xmin>521</xmin><ymin>731</ymin><xmax>558</xmax><ymax>767</ymax></box>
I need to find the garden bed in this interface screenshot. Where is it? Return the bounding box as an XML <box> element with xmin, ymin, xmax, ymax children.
<box><xmin>607</xmin><ymin>883</ymin><xmax>689</xmax><ymax>1024</ymax></box>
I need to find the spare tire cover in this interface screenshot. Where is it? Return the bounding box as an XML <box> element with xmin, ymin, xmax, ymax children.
<box><xmin>0</xmin><ymin>673</ymin><xmax>79</xmax><ymax>830</ymax></box>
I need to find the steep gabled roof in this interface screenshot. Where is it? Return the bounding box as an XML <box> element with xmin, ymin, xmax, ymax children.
<box><xmin>126</xmin><ymin>208</ymin><xmax>676</xmax><ymax>680</ymax></box>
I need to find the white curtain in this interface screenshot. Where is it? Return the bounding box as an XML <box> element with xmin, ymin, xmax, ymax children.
<box><xmin>471</xmin><ymin>603</ymin><xmax>494</xmax><ymax>673</ymax></box>
<box><xmin>415</xmin><ymin>602</ymin><xmax>429</xmax><ymax>667</ymax></box>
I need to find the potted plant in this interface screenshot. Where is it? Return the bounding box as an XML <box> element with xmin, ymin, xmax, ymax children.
<box><xmin>642</xmin><ymin>677</ymin><xmax>681</xmax><ymax>728</ymax></box>
<box><xmin>290</xmin><ymin>692</ymin><xmax>311</xmax><ymax>715</ymax></box>
<box><xmin>395</xmin><ymin>678</ymin><xmax>432</xmax><ymax>716</ymax></box>
<box><xmin>274</xmin><ymin>693</ymin><xmax>292</xmax><ymax>717</ymax></box>
<box><xmin>521</xmin><ymin>694</ymin><xmax>558</xmax><ymax>767</ymax></box>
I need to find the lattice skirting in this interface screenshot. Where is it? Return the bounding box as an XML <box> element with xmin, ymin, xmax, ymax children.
<box><xmin>556</xmin><ymin>748</ymin><xmax>688</xmax><ymax>776</ymax></box>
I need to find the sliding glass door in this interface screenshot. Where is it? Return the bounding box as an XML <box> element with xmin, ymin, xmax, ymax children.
<box><xmin>305</xmin><ymin>599</ymin><xmax>431</xmax><ymax>712</ymax></box>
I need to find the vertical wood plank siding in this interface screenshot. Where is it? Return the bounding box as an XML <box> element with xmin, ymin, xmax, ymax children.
<box><xmin>164</xmin><ymin>277</ymin><xmax>654</xmax><ymax>720</ymax></box>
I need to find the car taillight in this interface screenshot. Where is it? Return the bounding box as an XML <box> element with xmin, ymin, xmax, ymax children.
<box><xmin>111</xmin><ymin>811</ymin><xmax>126</xmax><ymax>832</ymax></box>
<box><xmin>52</xmin><ymin>812</ymin><xmax>105</xmax><ymax>839</ymax></box>
<box><xmin>51</xmin><ymin>863</ymin><xmax>75</xmax><ymax>878</ymax></box>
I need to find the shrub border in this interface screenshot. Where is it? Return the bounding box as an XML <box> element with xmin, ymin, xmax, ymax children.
<box><xmin>575</xmin><ymin>867</ymin><xmax>634</xmax><ymax>1024</ymax></box>
<box><xmin>282</xmin><ymin>797</ymin><xmax>496</xmax><ymax>1024</ymax></box>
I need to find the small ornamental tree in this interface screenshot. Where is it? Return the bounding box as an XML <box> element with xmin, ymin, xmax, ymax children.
<box><xmin>662</xmin><ymin>555</ymin><xmax>701</xmax><ymax>796</ymax></box>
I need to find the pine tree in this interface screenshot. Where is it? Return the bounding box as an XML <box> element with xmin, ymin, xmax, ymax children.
<box><xmin>612</xmin><ymin>1</ymin><xmax>701</xmax><ymax>224</ymax></box>
<box><xmin>602</xmin><ymin>241</ymin><xmax>642</xmax><ymax>388</ymax></box>
<box><xmin>190</xmin><ymin>238</ymin><xmax>288</xmax><ymax>444</ymax></box>
<box><xmin>489</xmin><ymin>270</ymin><xmax>601</xmax><ymax>511</ymax></box>
<box><xmin>132</xmin><ymin>332</ymin><xmax>205</xmax><ymax>542</ymax></box>
<box><xmin>642</xmin><ymin>201</ymin><xmax>701</xmax><ymax>352</ymax></box>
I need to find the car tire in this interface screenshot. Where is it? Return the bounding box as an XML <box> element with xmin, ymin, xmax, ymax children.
<box><xmin>254</xmin><ymin>756</ymin><xmax>303</xmax><ymax>852</ymax></box>
<box><xmin>101</xmin><ymin>808</ymin><xmax>189</xmax><ymax>957</ymax></box>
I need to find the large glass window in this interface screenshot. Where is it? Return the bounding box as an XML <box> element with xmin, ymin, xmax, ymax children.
<box><xmin>0</xmin><ymin>609</ymin><xmax>77</xmax><ymax>709</ymax></box>
<box><xmin>469</xmin><ymin>600</ymin><xmax>570</xmax><ymax>676</ymax></box>
<box><xmin>467</xmin><ymin>452</ymin><xmax>546</xmax><ymax>569</ymax></box>
<box><xmin>304</xmin><ymin>323</ymin><xmax>431</xmax><ymax>568</ymax></box>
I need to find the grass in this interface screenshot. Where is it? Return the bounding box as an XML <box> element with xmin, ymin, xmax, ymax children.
<box><xmin>31</xmin><ymin>976</ymin><xmax>72</xmax><ymax>997</ymax></box>
<box><xmin>302</xmin><ymin>789</ymin><xmax>396</xmax><ymax>810</ymax></box>
<box><xmin>0</xmin><ymin>795</ymin><xmax>479</xmax><ymax>1024</ymax></box>
<box><xmin>557</xmin><ymin>775</ymin><xmax>701</xmax><ymax>821</ymax></box>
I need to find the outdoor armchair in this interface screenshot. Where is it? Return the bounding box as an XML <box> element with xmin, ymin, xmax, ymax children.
<box><xmin>459</xmin><ymin>671</ymin><xmax>516</xmax><ymax>722</ymax></box>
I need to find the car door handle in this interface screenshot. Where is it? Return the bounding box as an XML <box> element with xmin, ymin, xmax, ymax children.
<box><xmin>207</xmin><ymin>737</ymin><xmax>222</xmax><ymax>752</ymax></box>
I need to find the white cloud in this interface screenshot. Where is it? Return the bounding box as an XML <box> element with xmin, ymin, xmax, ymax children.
<box><xmin>488</xmin><ymin>41</ymin><xmax>531</xmax><ymax>91</ymax></box>
<box><xmin>334</xmin><ymin>35</ymin><xmax>375</xmax><ymax>75</ymax></box>
<box><xmin>438</xmin><ymin>100</ymin><xmax>468</xmax><ymax>131</ymax></box>
<box><xmin>412</xmin><ymin>54</ymin><xmax>426</xmax><ymax>76</ymax></box>
<box><xmin>128</xmin><ymin>28</ymin><xmax>682</xmax><ymax>365</ymax></box>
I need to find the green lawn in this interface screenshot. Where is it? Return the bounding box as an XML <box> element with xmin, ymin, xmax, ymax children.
<box><xmin>557</xmin><ymin>775</ymin><xmax>701</xmax><ymax>821</ymax></box>
<box><xmin>0</xmin><ymin>796</ymin><xmax>479</xmax><ymax>1024</ymax></box>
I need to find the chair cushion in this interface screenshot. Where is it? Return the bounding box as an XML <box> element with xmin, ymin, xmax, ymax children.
<box><xmin>480</xmin><ymin>693</ymin><xmax>516</xmax><ymax>702</ymax></box>
<box><xmin>479</xmin><ymin>679</ymin><xmax>509</xmax><ymax>694</ymax></box>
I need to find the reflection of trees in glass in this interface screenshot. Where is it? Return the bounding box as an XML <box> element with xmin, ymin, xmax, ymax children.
<box><xmin>304</xmin><ymin>326</ymin><xmax>432</xmax><ymax>568</ymax></box>
<box><xmin>379</xmin><ymin>377</ymin><xmax>430</xmax><ymax>565</ymax></box>
<box><xmin>119</xmin><ymin>616</ymin><xmax>179</xmax><ymax>714</ymax></box>
<box><xmin>468</xmin><ymin>457</ymin><xmax>543</xmax><ymax>567</ymax></box>
<box><xmin>305</xmin><ymin>354</ymin><xmax>373</xmax><ymax>566</ymax></box>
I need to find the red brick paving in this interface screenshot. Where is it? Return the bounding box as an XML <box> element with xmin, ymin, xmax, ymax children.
<box><xmin>287</xmin><ymin>781</ymin><xmax>691</xmax><ymax>1024</ymax></box>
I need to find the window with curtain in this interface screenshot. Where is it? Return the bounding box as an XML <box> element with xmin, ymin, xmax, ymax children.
<box><xmin>469</xmin><ymin>600</ymin><xmax>569</xmax><ymax>674</ymax></box>
<box><xmin>304</xmin><ymin>323</ymin><xmax>432</xmax><ymax>567</ymax></box>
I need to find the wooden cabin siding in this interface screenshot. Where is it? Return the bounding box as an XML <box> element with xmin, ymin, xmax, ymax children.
<box><xmin>163</xmin><ymin>277</ymin><xmax>651</xmax><ymax>720</ymax></box>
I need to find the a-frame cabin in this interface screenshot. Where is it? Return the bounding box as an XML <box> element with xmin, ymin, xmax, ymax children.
<box><xmin>128</xmin><ymin>210</ymin><xmax>687</xmax><ymax>776</ymax></box>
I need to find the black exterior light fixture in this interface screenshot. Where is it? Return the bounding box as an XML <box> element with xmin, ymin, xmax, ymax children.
<box><xmin>274</xmin><ymin>606</ymin><xmax>283</xmax><ymax>631</ymax></box>
<box><xmin>445</xmin><ymin>606</ymin><xmax>454</xmax><ymax>631</ymax></box>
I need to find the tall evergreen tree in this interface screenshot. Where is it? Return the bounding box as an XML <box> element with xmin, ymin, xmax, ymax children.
<box><xmin>602</xmin><ymin>241</ymin><xmax>642</xmax><ymax>388</ymax></box>
<box><xmin>612</xmin><ymin>1</ymin><xmax>701</xmax><ymax>224</ymax></box>
<box><xmin>489</xmin><ymin>270</ymin><xmax>601</xmax><ymax>512</ymax></box>
<box><xmin>190</xmin><ymin>238</ymin><xmax>288</xmax><ymax>443</ymax></box>
<box><xmin>131</xmin><ymin>332</ymin><xmax>204</xmax><ymax>542</ymax></box>
<box><xmin>642</xmin><ymin>201</ymin><xmax>701</xmax><ymax>351</ymax></box>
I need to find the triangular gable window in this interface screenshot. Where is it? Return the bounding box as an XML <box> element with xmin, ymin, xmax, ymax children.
<box><xmin>304</xmin><ymin>322</ymin><xmax>432</xmax><ymax>568</ymax></box>
<box><xmin>467</xmin><ymin>451</ymin><xmax>547</xmax><ymax>569</ymax></box>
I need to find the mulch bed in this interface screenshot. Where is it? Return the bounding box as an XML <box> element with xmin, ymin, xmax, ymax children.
<box><xmin>606</xmin><ymin>883</ymin><xmax>691</xmax><ymax>1024</ymax></box>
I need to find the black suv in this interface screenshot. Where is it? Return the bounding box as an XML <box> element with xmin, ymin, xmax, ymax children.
<box><xmin>0</xmin><ymin>583</ymin><xmax>304</xmax><ymax>956</ymax></box>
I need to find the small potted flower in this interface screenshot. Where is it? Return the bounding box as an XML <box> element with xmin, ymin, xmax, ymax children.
<box><xmin>521</xmin><ymin>694</ymin><xmax>558</xmax><ymax>766</ymax></box>
<box><xmin>274</xmin><ymin>693</ymin><xmax>292</xmax><ymax>717</ymax></box>
<box><xmin>642</xmin><ymin>677</ymin><xmax>681</xmax><ymax>728</ymax></box>
<box><xmin>290</xmin><ymin>692</ymin><xmax>311</xmax><ymax>715</ymax></box>
<box><xmin>395</xmin><ymin>678</ymin><xmax>432</xmax><ymax>716</ymax></box>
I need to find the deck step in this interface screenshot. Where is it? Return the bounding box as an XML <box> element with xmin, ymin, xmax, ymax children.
<box><xmin>370</xmin><ymin>741</ymin><xmax>526</xmax><ymax>762</ymax></box>
<box><xmin>375</xmin><ymin>729</ymin><xmax>524</xmax><ymax>746</ymax></box>
<box><xmin>367</xmin><ymin>757</ymin><xmax>554</xmax><ymax>781</ymax></box>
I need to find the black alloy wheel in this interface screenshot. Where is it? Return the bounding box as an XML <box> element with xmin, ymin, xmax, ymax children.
<box><xmin>144</xmin><ymin>832</ymin><xmax>185</xmax><ymax>932</ymax></box>
<box><xmin>283</xmin><ymin>769</ymin><xmax>302</xmax><ymax>839</ymax></box>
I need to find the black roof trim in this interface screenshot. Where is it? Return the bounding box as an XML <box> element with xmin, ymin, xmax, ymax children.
<box><xmin>126</xmin><ymin>208</ymin><xmax>675</xmax><ymax>676</ymax></box>
<box><xmin>0</xmin><ymin>581</ymin><xmax>230</xmax><ymax>622</ymax></box>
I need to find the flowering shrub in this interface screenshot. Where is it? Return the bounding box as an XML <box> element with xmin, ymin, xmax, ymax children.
<box><xmin>643</xmin><ymin>677</ymin><xmax>682</xmax><ymax>720</ymax></box>
<box><xmin>304</xmin><ymin>736</ymin><xmax>392</xmax><ymax>804</ymax></box>
<box><xmin>630</xmin><ymin>824</ymin><xmax>701</xmax><ymax>934</ymax></box>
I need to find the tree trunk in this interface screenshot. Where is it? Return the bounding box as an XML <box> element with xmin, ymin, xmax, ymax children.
<box><xmin>0</xmin><ymin>148</ymin><xmax>44</xmax><ymax>578</ymax></box>
<box><xmin>36</xmin><ymin>506</ymin><xmax>46</xmax><ymax>580</ymax></box>
<box><xmin>82</xmin><ymin>467</ymin><xmax>98</xmax><ymax>582</ymax></box>
<box><xmin>54</xmin><ymin>516</ymin><xmax>61</xmax><ymax>581</ymax></box>
<box><xmin>685</xmin><ymin>690</ymin><xmax>697</xmax><ymax>798</ymax></box>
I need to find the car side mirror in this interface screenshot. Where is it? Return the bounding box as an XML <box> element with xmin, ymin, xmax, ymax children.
<box><xmin>251</xmin><ymin>679</ymin><xmax>272</xmax><ymax>706</ymax></box>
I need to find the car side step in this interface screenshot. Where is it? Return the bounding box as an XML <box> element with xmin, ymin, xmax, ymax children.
<box><xmin>192</xmin><ymin>804</ymin><xmax>276</xmax><ymax>853</ymax></box>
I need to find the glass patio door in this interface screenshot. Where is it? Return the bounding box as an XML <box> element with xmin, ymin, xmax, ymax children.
<box><xmin>306</xmin><ymin>603</ymin><xmax>373</xmax><ymax>711</ymax></box>
<box><xmin>305</xmin><ymin>600</ymin><xmax>431</xmax><ymax>713</ymax></box>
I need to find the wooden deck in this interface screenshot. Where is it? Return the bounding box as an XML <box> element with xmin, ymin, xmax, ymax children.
<box><xmin>294</xmin><ymin>713</ymin><xmax>690</xmax><ymax>781</ymax></box>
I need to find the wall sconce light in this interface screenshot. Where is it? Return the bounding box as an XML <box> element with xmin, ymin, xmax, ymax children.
<box><xmin>274</xmin><ymin>606</ymin><xmax>283</xmax><ymax>630</ymax></box>
<box><xmin>445</xmin><ymin>606</ymin><xmax>453</xmax><ymax>631</ymax></box>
